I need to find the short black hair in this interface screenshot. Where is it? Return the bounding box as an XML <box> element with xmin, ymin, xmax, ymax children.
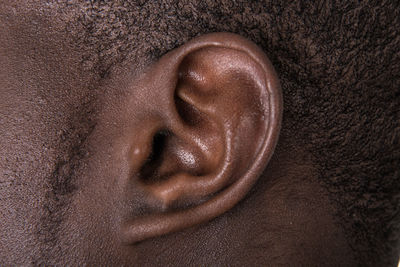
<box><xmin>37</xmin><ymin>1</ymin><xmax>400</xmax><ymax>265</ymax></box>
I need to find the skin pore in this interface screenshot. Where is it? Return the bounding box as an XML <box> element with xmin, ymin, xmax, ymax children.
<box><xmin>1</xmin><ymin>1</ymin><xmax>399</xmax><ymax>266</ymax></box>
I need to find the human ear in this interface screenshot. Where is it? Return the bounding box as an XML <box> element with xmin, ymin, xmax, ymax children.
<box><xmin>120</xmin><ymin>32</ymin><xmax>282</xmax><ymax>243</ymax></box>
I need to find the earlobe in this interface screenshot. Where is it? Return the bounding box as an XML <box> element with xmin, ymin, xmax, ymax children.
<box><xmin>121</xmin><ymin>32</ymin><xmax>282</xmax><ymax>243</ymax></box>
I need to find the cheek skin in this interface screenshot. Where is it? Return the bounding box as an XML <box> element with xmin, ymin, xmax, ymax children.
<box><xmin>0</xmin><ymin>5</ymin><xmax>98</xmax><ymax>264</ymax></box>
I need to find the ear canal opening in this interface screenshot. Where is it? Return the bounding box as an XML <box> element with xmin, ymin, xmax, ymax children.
<box><xmin>139</xmin><ymin>130</ymin><xmax>170</xmax><ymax>184</ymax></box>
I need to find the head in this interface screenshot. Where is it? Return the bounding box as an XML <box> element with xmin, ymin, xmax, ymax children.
<box><xmin>0</xmin><ymin>1</ymin><xmax>399</xmax><ymax>265</ymax></box>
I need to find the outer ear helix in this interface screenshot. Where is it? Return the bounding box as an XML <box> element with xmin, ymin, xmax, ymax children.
<box><xmin>121</xmin><ymin>32</ymin><xmax>282</xmax><ymax>244</ymax></box>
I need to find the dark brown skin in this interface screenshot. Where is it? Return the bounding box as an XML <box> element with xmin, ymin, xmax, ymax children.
<box><xmin>0</xmin><ymin>2</ymin><xmax>370</xmax><ymax>266</ymax></box>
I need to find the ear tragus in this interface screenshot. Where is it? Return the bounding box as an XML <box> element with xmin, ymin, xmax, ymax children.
<box><xmin>122</xmin><ymin>32</ymin><xmax>282</xmax><ymax>243</ymax></box>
